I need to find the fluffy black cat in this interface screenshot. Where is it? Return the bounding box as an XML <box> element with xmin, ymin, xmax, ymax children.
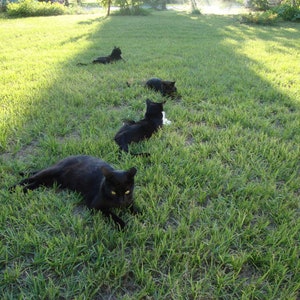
<box><xmin>93</xmin><ymin>46</ymin><xmax>123</xmax><ymax>64</ymax></box>
<box><xmin>10</xmin><ymin>155</ymin><xmax>138</xmax><ymax>229</ymax></box>
<box><xmin>114</xmin><ymin>99</ymin><xmax>164</xmax><ymax>156</ymax></box>
<box><xmin>145</xmin><ymin>78</ymin><xmax>178</xmax><ymax>98</ymax></box>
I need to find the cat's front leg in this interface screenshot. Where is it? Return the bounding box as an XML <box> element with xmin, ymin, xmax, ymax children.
<box><xmin>100</xmin><ymin>209</ymin><xmax>126</xmax><ymax>229</ymax></box>
<box><xmin>128</xmin><ymin>204</ymin><xmax>140</xmax><ymax>215</ymax></box>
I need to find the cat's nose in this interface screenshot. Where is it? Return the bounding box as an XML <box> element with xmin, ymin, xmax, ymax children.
<box><xmin>121</xmin><ymin>195</ymin><xmax>130</xmax><ymax>205</ymax></box>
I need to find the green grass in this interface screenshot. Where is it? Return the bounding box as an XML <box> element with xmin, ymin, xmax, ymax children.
<box><xmin>1</xmin><ymin>10</ymin><xmax>300</xmax><ymax>299</ymax></box>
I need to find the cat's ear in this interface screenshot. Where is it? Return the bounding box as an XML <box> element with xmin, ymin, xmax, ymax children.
<box><xmin>171</xmin><ymin>81</ymin><xmax>176</xmax><ymax>86</ymax></box>
<box><xmin>127</xmin><ymin>167</ymin><xmax>137</xmax><ymax>177</ymax></box>
<box><xmin>146</xmin><ymin>99</ymin><xmax>152</xmax><ymax>105</ymax></box>
<box><xmin>101</xmin><ymin>166</ymin><xmax>114</xmax><ymax>179</ymax></box>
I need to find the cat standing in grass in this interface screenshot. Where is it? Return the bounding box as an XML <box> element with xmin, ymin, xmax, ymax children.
<box><xmin>114</xmin><ymin>99</ymin><xmax>165</xmax><ymax>156</ymax></box>
<box><xmin>10</xmin><ymin>155</ymin><xmax>138</xmax><ymax>229</ymax></box>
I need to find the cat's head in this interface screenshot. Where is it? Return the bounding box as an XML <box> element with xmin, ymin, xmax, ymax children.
<box><xmin>111</xmin><ymin>47</ymin><xmax>122</xmax><ymax>59</ymax></box>
<box><xmin>161</xmin><ymin>80</ymin><xmax>177</xmax><ymax>97</ymax></box>
<box><xmin>145</xmin><ymin>99</ymin><xmax>165</xmax><ymax>120</ymax></box>
<box><xmin>101</xmin><ymin>166</ymin><xmax>137</xmax><ymax>208</ymax></box>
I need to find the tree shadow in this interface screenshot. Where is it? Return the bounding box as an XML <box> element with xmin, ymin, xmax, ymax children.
<box><xmin>1</xmin><ymin>11</ymin><xmax>299</xmax><ymax>163</ymax></box>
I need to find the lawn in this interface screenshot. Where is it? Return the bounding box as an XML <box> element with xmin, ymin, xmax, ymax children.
<box><xmin>0</xmin><ymin>9</ymin><xmax>299</xmax><ymax>299</ymax></box>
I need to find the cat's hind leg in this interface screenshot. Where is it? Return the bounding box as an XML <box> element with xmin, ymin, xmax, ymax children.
<box><xmin>114</xmin><ymin>136</ymin><xmax>129</xmax><ymax>154</ymax></box>
<box><xmin>10</xmin><ymin>166</ymin><xmax>61</xmax><ymax>193</ymax></box>
<box><xmin>9</xmin><ymin>178</ymin><xmax>42</xmax><ymax>193</ymax></box>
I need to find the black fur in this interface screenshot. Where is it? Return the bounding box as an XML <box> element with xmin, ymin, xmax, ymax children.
<box><xmin>77</xmin><ymin>47</ymin><xmax>123</xmax><ymax>66</ymax></box>
<box><xmin>93</xmin><ymin>47</ymin><xmax>123</xmax><ymax>64</ymax></box>
<box><xmin>145</xmin><ymin>78</ymin><xmax>178</xmax><ymax>98</ymax></box>
<box><xmin>114</xmin><ymin>99</ymin><xmax>164</xmax><ymax>156</ymax></box>
<box><xmin>10</xmin><ymin>155</ymin><xmax>137</xmax><ymax>229</ymax></box>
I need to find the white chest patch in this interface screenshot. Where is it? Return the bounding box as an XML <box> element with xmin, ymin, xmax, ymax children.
<box><xmin>162</xmin><ymin>111</ymin><xmax>171</xmax><ymax>125</ymax></box>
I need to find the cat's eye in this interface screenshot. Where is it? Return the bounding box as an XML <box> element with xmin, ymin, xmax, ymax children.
<box><xmin>125</xmin><ymin>190</ymin><xmax>130</xmax><ymax>195</ymax></box>
<box><xmin>111</xmin><ymin>191</ymin><xmax>116</xmax><ymax>195</ymax></box>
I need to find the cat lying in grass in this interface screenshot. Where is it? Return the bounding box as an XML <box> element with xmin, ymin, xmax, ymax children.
<box><xmin>77</xmin><ymin>47</ymin><xmax>123</xmax><ymax>66</ymax></box>
<box><xmin>10</xmin><ymin>155</ymin><xmax>138</xmax><ymax>229</ymax></box>
<box><xmin>145</xmin><ymin>78</ymin><xmax>179</xmax><ymax>99</ymax></box>
<box><xmin>126</xmin><ymin>78</ymin><xmax>179</xmax><ymax>99</ymax></box>
<box><xmin>93</xmin><ymin>46</ymin><xmax>123</xmax><ymax>64</ymax></box>
<box><xmin>114</xmin><ymin>99</ymin><xmax>165</xmax><ymax>156</ymax></box>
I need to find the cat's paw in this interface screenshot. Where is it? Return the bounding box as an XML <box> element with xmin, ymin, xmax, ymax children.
<box><xmin>129</xmin><ymin>205</ymin><xmax>141</xmax><ymax>215</ymax></box>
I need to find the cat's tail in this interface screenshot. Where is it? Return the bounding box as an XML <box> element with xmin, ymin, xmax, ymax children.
<box><xmin>76</xmin><ymin>62</ymin><xmax>89</xmax><ymax>66</ymax></box>
<box><xmin>125</xmin><ymin>80</ymin><xmax>145</xmax><ymax>88</ymax></box>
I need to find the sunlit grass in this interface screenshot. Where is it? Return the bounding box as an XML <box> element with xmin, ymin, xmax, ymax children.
<box><xmin>232</xmin><ymin>28</ymin><xmax>300</xmax><ymax>97</ymax></box>
<box><xmin>0</xmin><ymin>11</ymin><xmax>300</xmax><ymax>299</ymax></box>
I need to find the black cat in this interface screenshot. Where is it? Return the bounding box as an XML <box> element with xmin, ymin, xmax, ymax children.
<box><xmin>93</xmin><ymin>46</ymin><xmax>123</xmax><ymax>64</ymax></box>
<box><xmin>10</xmin><ymin>155</ymin><xmax>138</xmax><ymax>229</ymax></box>
<box><xmin>145</xmin><ymin>78</ymin><xmax>178</xmax><ymax>98</ymax></box>
<box><xmin>114</xmin><ymin>99</ymin><xmax>164</xmax><ymax>156</ymax></box>
<box><xmin>77</xmin><ymin>47</ymin><xmax>123</xmax><ymax>66</ymax></box>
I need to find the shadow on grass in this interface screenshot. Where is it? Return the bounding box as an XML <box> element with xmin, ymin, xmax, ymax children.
<box><xmin>2</xmin><ymin>10</ymin><xmax>299</xmax><ymax>213</ymax></box>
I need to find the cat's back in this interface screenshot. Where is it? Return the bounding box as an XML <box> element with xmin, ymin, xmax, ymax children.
<box><xmin>56</xmin><ymin>155</ymin><xmax>110</xmax><ymax>170</ymax></box>
<box><xmin>55</xmin><ymin>155</ymin><xmax>112</xmax><ymax>190</ymax></box>
<box><xmin>93</xmin><ymin>57</ymin><xmax>109</xmax><ymax>64</ymax></box>
<box><xmin>114</xmin><ymin>118</ymin><xmax>156</xmax><ymax>144</ymax></box>
<box><xmin>145</xmin><ymin>78</ymin><xmax>162</xmax><ymax>91</ymax></box>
